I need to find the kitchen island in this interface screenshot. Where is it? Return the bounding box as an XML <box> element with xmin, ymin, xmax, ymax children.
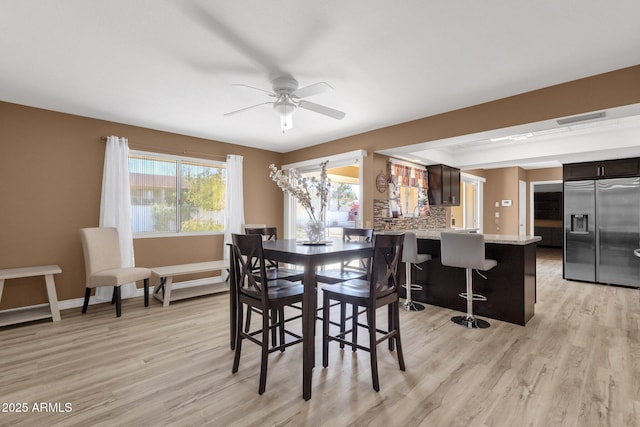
<box><xmin>403</xmin><ymin>230</ymin><xmax>541</xmax><ymax>326</ymax></box>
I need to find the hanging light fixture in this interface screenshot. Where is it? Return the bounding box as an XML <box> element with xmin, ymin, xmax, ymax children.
<box><xmin>273</xmin><ymin>96</ymin><xmax>297</xmax><ymax>133</ymax></box>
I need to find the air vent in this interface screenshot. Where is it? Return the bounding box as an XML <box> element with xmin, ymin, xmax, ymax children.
<box><xmin>557</xmin><ymin>111</ymin><xmax>606</xmax><ymax>125</ymax></box>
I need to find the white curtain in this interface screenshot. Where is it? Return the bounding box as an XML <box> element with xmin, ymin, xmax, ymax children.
<box><xmin>224</xmin><ymin>155</ymin><xmax>245</xmax><ymax>261</ymax></box>
<box><xmin>96</xmin><ymin>136</ymin><xmax>137</xmax><ymax>301</ymax></box>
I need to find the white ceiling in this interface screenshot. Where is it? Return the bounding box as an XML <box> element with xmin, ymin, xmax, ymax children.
<box><xmin>378</xmin><ymin>104</ymin><xmax>640</xmax><ymax>170</ymax></box>
<box><xmin>1</xmin><ymin>1</ymin><xmax>640</xmax><ymax>165</ymax></box>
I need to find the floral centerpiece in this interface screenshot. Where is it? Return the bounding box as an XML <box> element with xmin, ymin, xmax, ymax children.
<box><xmin>269</xmin><ymin>161</ymin><xmax>330</xmax><ymax>242</ymax></box>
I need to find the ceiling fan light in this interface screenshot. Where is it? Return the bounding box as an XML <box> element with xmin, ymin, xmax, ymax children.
<box><xmin>280</xmin><ymin>111</ymin><xmax>293</xmax><ymax>132</ymax></box>
<box><xmin>274</xmin><ymin>101</ymin><xmax>296</xmax><ymax>132</ymax></box>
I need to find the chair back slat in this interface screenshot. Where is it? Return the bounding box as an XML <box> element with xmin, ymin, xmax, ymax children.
<box><xmin>231</xmin><ymin>233</ymin><xmax>268</xmax><ymax>299</ymax></box>
<box><xmin>244</xmin><ymin>227</ymin><xmax>280</xmax><ymax>269</ymax></box>
<box><xmin>242</xmin><ymin>223</ymin><xmax>266</xmax><ymax>234</ymax></box>
<box><xmin>340</xmin><ymin>228</ymin><xmax>374</xmax><ymax>273</ymax></box>
<box><xmin>343</xmin><ymin>228</ymin><xmax>374</xmax><ymax>242</ymax></box>
<box><xmin>245</xmin><ymin>227</ymin><xmax>278</xmax><ymax>241</ymax></box>
<box><xmin>369</xmin><ymin>233</ymin><xmax>404</xmax><ymax>296</ymax></box>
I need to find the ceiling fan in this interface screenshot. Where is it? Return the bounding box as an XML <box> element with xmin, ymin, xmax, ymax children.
<box><xmin>224</xmin><ymin>76</ymin><xmax>346</xmax><ymax>132</ymax></box>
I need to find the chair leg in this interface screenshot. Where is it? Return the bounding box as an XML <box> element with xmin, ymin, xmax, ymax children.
<box><xmin>368</xmin><ymin>306</ymin><xmax>379</xmax><ymax>392</ymax></box>
<box><xmin>259</xmin><ymin>305</ymin><xmax>270</xmax><ymax>395</ymax></box>
<box><xmin>143</xmin><ymin>278</ymin><xmax>149</xmax><ymax>307</ymax></box>
<box><xmin>278</xmin><ymin>307</ymin><xmax>286</xmax><ymax>352</ymax></box>
<box><xmin>339</xmin><ymin>302</ymin><xmax>346</xmax><ymax>349</ymax></box>
<box><xmin>352</xmin><ymin>304</ymin><xmax>358</xmax><ymax>352</ymax></box>
<box><xmin>271</xmin><ymin>308</ymin><xmax>278</xmax><ymax>348</ymax></box>
<box><xmin>393</xmin><ymin>301</ymin><xmax>406</xmax><ymax>371</ymax></box>
<box><xmin>245</xmin><ymin>309</ymin><xmax>252</xmax><ymax>333</ymax></box>
<box><xmin>388</xmin><ymin>304</ymin><xmax>394</xmax><ymax>351</ymax></box>
<box><xmin>230</xmin><ymin>287</ymin><xmax>237</xmax><ymax>351</ymax></box>
<box><xmin>114</xmin><ymin>286</ymin><xmax>122</xmax><ymax>317</ymax></box>
<box><xmin>111</xmin><ymin>287</ymin><xmax>117</xmax><ymax>304</ymax></box>
<box><xmin>232</xmin><ymin>304</ymin><xmax>244</xmax><ymax>373</ymax></box>
<box><xmin>322</xmin><ymin>294</ymin><xmax>330</xmax><ymax>368</ymax></box>
<box><xmin>81</xmin><ymin>288</ymin><xmax>91</xmax><ymax>313</ymax></box>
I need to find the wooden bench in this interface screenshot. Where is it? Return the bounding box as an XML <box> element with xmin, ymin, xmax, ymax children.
<box><xmin>151</xmin><ymin>260</ymin><xmax>229</xmax><ymax>307</ymax></box>
<box><xmin>0</xmin><ymin>265</ymin><xmax>62</xmax><ymax>327</ymax></box>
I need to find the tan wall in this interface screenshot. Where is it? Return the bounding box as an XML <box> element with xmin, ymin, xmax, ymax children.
<box><xmin>0</xmin><ymin>101</ymin><xmax>284</xmax><ymax>310</ymax></box>
<box><xmin>526</xmin><ymin>167</ymin><xmax>563</xmax><ymax>182</ymax></box>
<box><xmin>482</xmin><ymin>168</ymin><xmax>519</xmax><ymax>234</ymax></box>
<box><xmin>3</xmin><ymin>66</ymin><xmax>640</xmax><ymax>310</ymax></box>
<box><xmin>282</xmin><ymin>65</ymin><xmax>640</xmax><ymax>228</ymax></box>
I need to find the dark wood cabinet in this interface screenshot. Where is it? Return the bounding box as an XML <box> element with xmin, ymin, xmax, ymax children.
<box><xmin>534</xmin><ymin>226</ymin><xmax>562</xmax><ymax>247</ymax></box>
<box><xmin>564</xmin><ymin>157</ymin><xmax>640</xmax><ymax>181</ymax></box>
<box><xmin>534</xmin><ymin>192</ymin><xmax>562</xmax><ymax>220</ymax></box>
<box><xmin>428</xmin><ymin>164</ymin><xmax>460</xmax><ymax>206</ymax></box>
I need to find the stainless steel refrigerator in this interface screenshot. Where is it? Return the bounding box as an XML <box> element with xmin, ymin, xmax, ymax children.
<box><xmin>564</xmin><ymin>177</ymin><xmax>640</xmax><ymax>287</ymax></box>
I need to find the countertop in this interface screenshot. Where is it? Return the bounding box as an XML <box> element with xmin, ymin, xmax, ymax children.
<box><xmin>383</xmin><ymin>229</ymin><xmax>542</xmax><ymax>245</ymax></box>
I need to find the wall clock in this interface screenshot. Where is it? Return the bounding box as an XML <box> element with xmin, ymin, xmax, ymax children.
<box><xmin>376</xmin><ymin>173</ymin><xmax>388</xmax><ymax>193</ymax></box>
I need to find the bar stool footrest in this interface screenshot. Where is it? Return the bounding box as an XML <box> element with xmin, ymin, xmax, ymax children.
<box><xmin>458</xmin><ymin>292</ymin><xmax>487</xmax><ymax>302</ymax></box>
<box><xmin>402</xmin><ymin>283</ymin><xmax>423</xmax><ymax>291</ymax></box>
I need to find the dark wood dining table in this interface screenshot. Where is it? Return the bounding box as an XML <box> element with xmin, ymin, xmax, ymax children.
<box><xmin>259</xmin><ymin>238</ymin><xmax>373</xmax><ymax>400</ymax></box>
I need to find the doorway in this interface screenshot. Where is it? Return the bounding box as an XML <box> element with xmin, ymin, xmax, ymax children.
<box><xmin>529</xmin><ymin>180</ymin><xmax>563</xmax><ymax>247</ymax></box>
<box><xmin>452</xmin><ymin>172</ymin><xmax>484</xmax><ymax>231</ymax></box>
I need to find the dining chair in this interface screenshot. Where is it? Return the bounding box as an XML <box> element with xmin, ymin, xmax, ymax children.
<box><xmin>316</xmin><ymin>227</ymin><xmax>374</xmax><ymax>346</ymax></box>
<box><xmin>242</xmin><ymin>223</ymin><xmax>266</xmax><ymax>233</ymax></box>
<box><xmin>230</xmin><ymin>233</ymin><xmax>304</xmax><ymax>394</ymax></box>
<box><xmin>243</xmin><ymin>226</ymin><xmax>304</xmax><ymax>344</ymax></box>
<box><xmin>316</xmin><ymin>228</ymin><xmax>374</xmax><ymax>284</ymax></box>
<box><xmin>322</xmin><ymin>233</ymin><xmax>405</xmax><ymax>391</ymax></box>
<box><xmin>244</xmin><ymin>227</ymin><xmax>304</xmax><ymax>281</ymax></box>
<box><xmin>79</xmin><ymin>227</ymin><xmax>151</xmax><ymax>317</ymax></box>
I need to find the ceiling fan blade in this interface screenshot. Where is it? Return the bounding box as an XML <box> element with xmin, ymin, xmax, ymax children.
<box><xmin>298</xmin><ymin>100</ymin><xmax>346</xmax><ymax>120</ymax></box>
<box><xmin>292</xmin><ymin>82</ymin><xmax>333</xmax><ymax>99</ymax></box>
<box><xmin>224</xmin><ymin>102</ymin><xmax>273</xmax><ymax>116</ymax></box>
<box><xmin>232</xmin><ymin>83</ymin><xmax>277</xmax><ymax>97</ymax></box>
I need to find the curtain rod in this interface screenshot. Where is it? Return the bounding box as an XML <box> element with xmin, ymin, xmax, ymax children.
<box><xmin>99</xmin><ymin>136</ymin><xmax>229</xmax><ymax>159</ymax></box>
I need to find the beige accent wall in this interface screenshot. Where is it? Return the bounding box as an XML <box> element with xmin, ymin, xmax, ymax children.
<box><xmin>0</xmin><ymin>101</ymin><xmax>284</xmax><ymax>310</ymax></box>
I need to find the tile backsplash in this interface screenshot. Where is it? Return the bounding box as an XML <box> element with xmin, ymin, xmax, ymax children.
<box><xmin>373</xmin><ymin>199</ymin><xmax>447</xmax><ymax>231</ymax></box>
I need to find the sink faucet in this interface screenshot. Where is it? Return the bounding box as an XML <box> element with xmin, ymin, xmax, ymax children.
<box><xmin>411</xmin><ymin>205</ymin><xmax>420</xmax><ymax>229</ymax></box>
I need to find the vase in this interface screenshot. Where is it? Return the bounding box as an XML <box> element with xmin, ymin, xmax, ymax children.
<box><xmin>305</xmin><ymin>219</ymin><xmax>325</xmax><ymax>243</ymax></box>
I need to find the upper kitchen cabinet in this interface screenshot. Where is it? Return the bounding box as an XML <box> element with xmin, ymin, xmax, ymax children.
<box><xmin>428</xmin><ymin>164</ymin><xmax>460</xmax><ymax>206</ymax></box>
<box><xmin>563</xmin><ymin>157</ymin><xmax>640</xmax><ymax>181</ymax></box>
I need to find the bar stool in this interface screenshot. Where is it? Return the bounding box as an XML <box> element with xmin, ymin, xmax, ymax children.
<box><xmin>440</xmin><ymin>232</ymin><xmax>496</xmax><ymax>328</ymax></box>
<box><xmin>402</xmin><ymin>232</ymin><xmax>431</xmax><ymax>311</ymax></box>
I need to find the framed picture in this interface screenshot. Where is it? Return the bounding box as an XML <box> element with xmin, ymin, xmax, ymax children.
<box><xmin>376</xmin><ymin>173</ymin><xmax>387</xmax><ymax>193</ymax></box>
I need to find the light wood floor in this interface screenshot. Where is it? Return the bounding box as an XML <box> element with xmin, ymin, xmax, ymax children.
<box><xmin>1</xmin><ymin>248</ymin><xmax>639</xmax><ymax>427</ymax></box>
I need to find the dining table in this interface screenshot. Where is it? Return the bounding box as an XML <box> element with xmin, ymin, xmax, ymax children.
<box><xmin>258</xmin><ymin>238</ymin><xmax>373</xmax><ymax>400</ymax></box>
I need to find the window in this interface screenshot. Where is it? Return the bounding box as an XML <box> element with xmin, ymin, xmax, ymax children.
<box><xmin>129</xmin><ymin>151</ymin><xmax>226</xmax><ymax>235</ymax></box>
<box><xmin>388</xmin><ymin>160</ymin><xmax>428</xmax><ymax>218</ymax></box>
